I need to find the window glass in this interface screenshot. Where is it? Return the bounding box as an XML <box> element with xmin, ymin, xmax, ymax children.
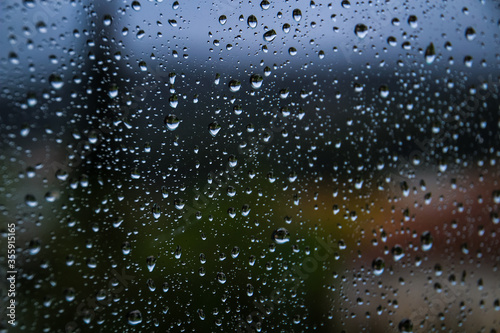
<box><xmin>1</xmin><ymin>0</ymin><xmax>499</xmax><ymax>332</ymax></box>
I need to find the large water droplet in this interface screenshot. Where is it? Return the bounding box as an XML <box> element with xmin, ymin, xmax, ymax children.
<box><xmin>247</xmin><ymin>15</ymin><xmax>258</xmax><ymax>28</ymax></box>
<box><xmin>165</xmin><ymin>114</ymin><xmax>180</xmax><ymax>130</ymax></box>
<box><xmin>131</xmin><ymin>1</ymin><xmax>141</xmax><ymax>11</ymax></box>
<box><xmin>392</xmin><ymin>245</ymin><xmax>405</xmax><ymax>261</ymax></box>
<box><xmin>263</xmin><ymin>29</ymin><xmax>277</xmax><ymax>42</ymax></box>
<box><xmin>228</xmin><ymin>79</ymin><xmax>241</xmax><ymax>92</ymax></box>
<box><xmin>146</xmin><ymin>255</ymin><xmax>157</xmax><ymax>272</ymax></box>
<box><xmin>127</xmin><ymin>310</ymin><xmax>142</xmax><ymax>325</ymax></box>
<box><xmin>272</xmin><ymin>227</ymin><xmax>290</xmax><ymax>244</ymax></box>
<box><xmin>217</xmin><ymin>272</ymin><xmax>226</xmax><ymax>284</ymax></box>
<box><xmin>354</xmin><ymin>24</ymin><xmax>368</xmax><ymax>39</ymax></box>
<box><xmin>372</xmin><ymin>257</ymin><xmax>385</xmax><ymax>276</ymax></box>
<box><xmin>209</xmin><ymin>122</ymin><xmax>221</xmax><ymax>137</ymax></box>
<box><xmin>398</xmin><ymin>319</ymin><xmax>413</xmax><ymax>332</ymax></box>
<box><xmin>465</xmin><ymin>27</ymin><xmax>476</xmax><ymax>41</ymax></box>
<box><xmin>425</xmin><ymin>42</ymin><xmax>436</xmax><ymax>64</ymax></box>
<box><xmin>49</xmin><ymin>74</ymin><xmax>64</xmax><ymax>89</ymax></box>
<box><xmin>421</xmin><ymin>231</ymin><xmax>433</xmax><ymax>251</ymax></box>
<box><xmin>292</xmin><ymin>9</ymin><xmax>302</xmax><ymax>22</ymax></box>
<box><xmin>25</xmin><ymin>194</ymin><xmax>38</xmax><ymax>207</ymax></box>
<box><xmin>250</xmin><ymin>74</ymin><xmax>263</xmax><ymax>89</ymax></box>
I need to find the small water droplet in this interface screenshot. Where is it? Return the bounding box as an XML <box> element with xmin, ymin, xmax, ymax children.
<box><xmin>219</xmin><ymin>15</ymin><xmax>227</xmax><ymax>25</ymax></box>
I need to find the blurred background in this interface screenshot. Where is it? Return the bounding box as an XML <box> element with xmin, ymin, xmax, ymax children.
<box><xmin>0</xmin><ymin>0</ymin><xmax>499</xmax><ymax>332</ymax></box>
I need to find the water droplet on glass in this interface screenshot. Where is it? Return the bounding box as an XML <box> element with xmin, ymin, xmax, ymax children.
<box><xmin>25</xmin><ymin>194</ymin><xmax>38</xmax><ymax>207</ymax></box>
<box><xmin>49</xmin><ymin>74</ymin><xmax>64</xmax><ymax>89</ymax></box>
<box><xmin>217</xmin><ymin>272</ymin><xmax>226</xmax><ymax>284</ymax></box>
<box><xmin>247</xmin><ymin>15</ymin><xmax>258</xmax><ymax>28</ymax></box>
<box><xmin>146</xmin><ymin>255</ymin><xmax>157</xmax><ymax>272</ymax></box>
<box><xmin>288</xmin><ymin>47</ymin><xmax>297</xmax><ymax>56</ymax></box>
<box><xmin>379</xmin><ymin>85</ymin><xmax>389</xmax><ymax>98</ymax></box>
<box><xmin>250</xmin><ymin>74</ymin><xmax>263</xmax><ymax>89</ymax></box>
<box><xmin>392</xmin><ymin>245</ymin><xmax>405</xmax><ymax>261</ymax></box>
<box><xmin>219</xmin><ymin>15</ymin><xmax>227</xmax><ymax>25</ymax></box>
<box><xmin>209</xmin><ymin>122</ymin><xmax>221</xmax><ymax>137</ymax></box>
<box><xmin>260</xmin><ymin>0</ymin><xmax>270</xmax><ymax>10</ymax></box>
<box><xmin>263</xmin><ymin>29</ymin><xmax>277</xmax><ymax>42</ymax></box>
<box><xmin>408</xmin><ymin>15</ymin><xmax>418</xmax><ymax>28</ymax></box>
<box><xmin>372</xmin><ymin>257</ymin><xmax>385</xmax><ymax>276</ymax></box>
<box><xmin>421</xmin><ymin>231</ymin><xmax>433</xmax><ymax>251</ymax></box>
<box><xmin>354</xmin><ymin>24</ymin><xmax>368</xmax><ymax>39</ymax></box>
<box><xmin>228</xmin><ymin>79</ymin><xmax>241</xmax><ymax>92</ymax></box>
<box><xmin>425</xmin><ymin>42</ymin><xmax>436</xmax><ymax>64</ymax></box>
<box><xmin>292</xmin><ymin>9</ymin><xmax>302</xmax><ymax>22</ymax></box>
<box><xmin>398</xmin><ymin>319</ymin><xmax>413</xmax><ymax>332</ymax></box>
<box><xmin>131</xmin><ymin>1</ymin><xmax>141</xmax><ymax>11</ymax></box>
<box><xmin>465</xmin><ymin>27</ymin><xmax>476</xmax><ymax>41</ymax></box>
<box><xmin>272</xmin><ymin>227</ymin><xmax>290</xmax><ymax>244</ymax></box>
<box><xmin>127</xmin><ymin>310</ymin><xmax>142</xmax><ymax>325</ymax></box>
<box><xmin>152</xmin><ymin>203</ymin><xmax>161</xmax><ymax>219</ymax></box>
<box><xmin>165</xmin><ymin>114</ymin><xmax>180</xmax><ymax>130</ymax></box>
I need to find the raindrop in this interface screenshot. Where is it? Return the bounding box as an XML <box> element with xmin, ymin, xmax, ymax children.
<box><xmin>408</xmin><ymin>15</ymin><xmax>418</xmax><ymax>28</ymax></box>
<box><xmin>392</xmin><ymin>245</ymin><xmax>405</xmax><ymax>261</ymax></box>
<box><xmin>272</xmin><ymin>228</ymin><xmax>290</xmax><ymax>244</ymax></box>
<box><xmin>292</xmin><ymin>9</ymin><xmax>302</xmax><ymax>22</ymax></box>
<box><xmin>421</xmin><ymin>231</ymin><xmax>433</xmax><ymax>251</ymax></box>
<box><xmin>228</xmin><ymin>79</ymin><xmax>241</xmax><ymax>92</ymax></box>
<box><xmin>152</xmin><ymin>203</ymin><xmax>161</xmax><ymax>219</ymax></box>
<box><xmin>260</xmin><ymin>0</ymin><xmax>270</xmax><ymax>10</ymax></box>
<box><xmin>250</xmin><ymin>74</ymin><xmax>263</xmax><ymax>89</ymax></box>
<box><xmin>165</xmin><ymin>114</ymin><xmax>180</xmax><ymax>130</ymax></box>
<box><xmin>398</xmin><ymin>319</ymin><xmax>413</xmax><ymax>332</ymax></box>
<box><xmin>247</xmin><ymin>15</ymin><xmax>258</xmax><ymax>28</ymax></box>
<box><xmin>49</xmin><ymin>74</ymin><xmax>64</xmax><ymax>89</ymax></box>
<box><xmin>425</xmin><ymin>42</ymin><xmax>436</xmax><ymax>64</ymax></box>
<box><xmin>217</xmin><ymin>272</ymin><xmax>226</xmax><ymax>284</ymax></box>
<box><xmin>127</xmin><ymin>310</ymin><xmax>142</xmax><ymax>325</ymax></box>
<box><xmin>219</xmin><ymin>15</ymin><xmax>227</xmax><ymax>25</ymax></box>
<box><xmin>25</xmin><ymin>194</ymin><xmax>38</xmax><ymax>207</ymax></box>
<box><xmin>465</xmin><ymin>27</ymin><xmax>476</xmax><ymax>41</ymax></box>
<box><xmin>263</xmin><ymin>29</ymin><xmax>277</xmax><ymax>42</ymax></box>
<box><xmin>146</xmin><ymin>255</ymin><xmax>157</xmax><ymax>272</ymax></box>
<box><xmin>131</xmin><ymin>1</ymin><xmax>141</xmax><ymax>11</ymax></box>
<box><xmin>372</xmin><ymin>257</ymin><xmax>385</xmax><ymax>276</ymax></box>
<box><xmin>379</xmin><ymin>85</ymin><xmax>389</xmax><ymax>98</ymax></box>
<box><xmin>354</xmin><ymin>24</ymin><xmax>368</xmax><ymax>39</ymax></box>
<box><xmin>209</xmin><ymin>122</ymin><xmax>221</xmax><ymax>137</ymax></box>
